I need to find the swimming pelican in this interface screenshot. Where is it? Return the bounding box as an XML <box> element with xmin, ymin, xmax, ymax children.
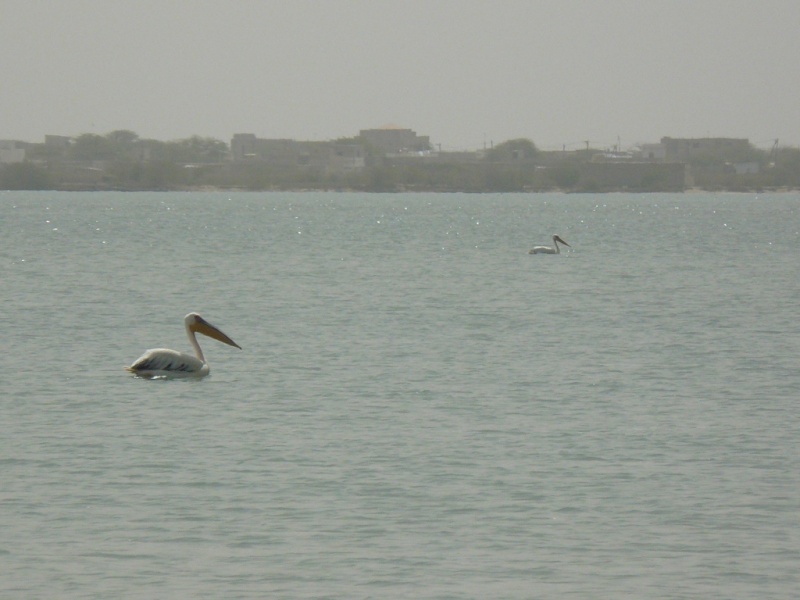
<box><xmin>126</xmin><ymin>313</ymin><xmax>241</xmax><ymax>378</ymax></box>
<box><xmin>529</xmin><ymin>234</ymin><xmax>571</xmax><ymax>254</ymax></box>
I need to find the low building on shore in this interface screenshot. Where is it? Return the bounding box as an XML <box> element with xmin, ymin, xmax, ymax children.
<box><xmin>231</xmin><ymin>134</ymin><xmax>364</xmax><ymax>173</ymax></box>
<box><xmin>0</xmin><ymin>140</ymin><xmax>26</xmax><ymax>163</ymax></box>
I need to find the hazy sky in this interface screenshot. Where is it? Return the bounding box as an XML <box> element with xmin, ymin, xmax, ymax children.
<box><xmin>2</xmin><ymin>0</ymin><xmax>798</xmax><ymax>151</ymax></box>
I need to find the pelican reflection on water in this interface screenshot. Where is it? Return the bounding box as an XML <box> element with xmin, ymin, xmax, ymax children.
<box><xmin>126</xmin><ymin>312</ymin><xmax>241</xmax><ymax>379</ymax></box>
<box><xmin>529</xmin><ymin>234</ymin><xmax>570</xmax><ymax>254</ymax></box>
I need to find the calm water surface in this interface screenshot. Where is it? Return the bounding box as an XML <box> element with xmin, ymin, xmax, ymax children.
<box><xmin>2</xmin><ymin>191</ymin><xmax>799</xmax><ymax>599</ymax></box>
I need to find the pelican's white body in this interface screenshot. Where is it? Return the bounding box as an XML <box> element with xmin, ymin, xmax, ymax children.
<box><xmin>127</xmin><ymin>348</ymin><xmax>210</xmax><ymax>378</ymax></box>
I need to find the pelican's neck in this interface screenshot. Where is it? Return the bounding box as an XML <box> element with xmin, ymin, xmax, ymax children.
<box><xmin>186</xmin><ymin>324</ymin><xmax>205</xmax><ymax>363</ymax></box>
<box><xmin>553</xmin><ymin>238</ymin><xmax>561</xmax><ymax>254</ymax></box>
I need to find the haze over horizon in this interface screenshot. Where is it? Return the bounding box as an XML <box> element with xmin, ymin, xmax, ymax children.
<box><xmin>2</xmin><ymin>0</ymin><xmax>798</xmax><ymax>152</ymax></box>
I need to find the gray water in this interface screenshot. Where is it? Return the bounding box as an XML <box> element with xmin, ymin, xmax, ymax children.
<box><xmin>2</xmin><ymin>191</ymin><xmax>799</xmax><ymax>599</ymax></box>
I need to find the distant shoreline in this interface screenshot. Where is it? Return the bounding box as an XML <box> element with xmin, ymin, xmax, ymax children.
<box><xmin>7</xmin><ymin>185</ymin><xmax>799</xmax><ymax>194</ymax></box>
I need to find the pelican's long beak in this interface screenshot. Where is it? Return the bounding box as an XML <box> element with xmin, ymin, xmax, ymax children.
<box><xmin>556</xmin><ymin>236</ymin><xmax>570</xmax><ymax>247</ymax></box>
<box><xmin>193</xmin><ymin>318</ymin><xmax>242</xmax><ymax>349</ymax></box>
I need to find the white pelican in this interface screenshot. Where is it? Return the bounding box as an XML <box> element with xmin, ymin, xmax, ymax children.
<box><xmin>126</xmin><ymin>313</ymin><xmax>241</xmax><ymax>379</ymax></box>
<box><xmin>529</xmin><ymin>234</ymin><xmax>570</xmax><ymax>254</ymax></box>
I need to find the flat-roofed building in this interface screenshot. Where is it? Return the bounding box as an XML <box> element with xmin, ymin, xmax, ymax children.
<box><xmin>359</xmin><ymin>126</ymin><xmax>431</xmax><ymax>155</ymax></box>
<box><xmin>661</xmin><ymin>137</ymin><xmax>750</xmax><ymax>162</ymax></box>
<box><xmin>0</xmin><ymin>140</ymin><xmax>25</xmax><ymax>163</ymax></box>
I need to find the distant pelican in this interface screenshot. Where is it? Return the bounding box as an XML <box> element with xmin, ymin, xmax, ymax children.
<box><xmin>126</xmin><ymin>313</ymin><xmax>241</xmax><ymax>379</ymax></box>
<box><xmin>529</xmin><ymin>235</ymin><xmax>571</xmax><ymax>255</ymax></box>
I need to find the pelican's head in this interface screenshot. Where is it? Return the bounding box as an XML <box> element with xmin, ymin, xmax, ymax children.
<box><xmin>553</xmin><ymin>235</ymin><xmax>570</xmax><ymax>247</ymax></box>
<box><xmin>185</xmin><ymin>313</ymin><xmax>242</xmax><ymax>349</ymax></box>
